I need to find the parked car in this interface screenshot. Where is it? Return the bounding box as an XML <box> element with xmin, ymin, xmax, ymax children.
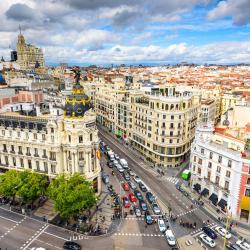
<box><xmin>134</xmin><ymin>190</ymin><xmax>143</xmax><ymax>201</ymax></box>
<box><xmin>139</xmin><ymin>200</ymin><xmax>148</xmax><ymax>212</ymax></box>
<box><xmin>122</xmin><ymin>183</ymin><xmax>130</xmax><ymax>191</ymax></box>
<box><xmin>236</xmin><ymin>240</ymin><xmax>250</xmax><ymax>250</ymax></box>
<box><xmin>120</xmin><ymin>159</ymin><xmax>128</xmax><ymax>169</ymax></box>
<box><xmin>114</xmin><ymin>154</ymin><xmax>120</xmax><ymax>160</ymax></box>
<box><xmin>101</xmin><ymin>172</ymin><xmax>109</xmax><ymax>184</ymax></box>
<box><xmin>129</xmin><ymin>193</ymin><xmax>137</xmax><ymax>202</ymax></box>
<box><xmin>122</xmin><ymin>196</ymin><xmax>130</xmax><ymax>208</ymax></box>
<box><xmin>152</xmin><ymin>203</ymin><xmax>161</xmax><ymax>215</ymax></box>
<box><xmin>123</xmin><ymin>172</ymin><xmax>130</xmax><ymax>181</ymax></box>
<box><xmin>165</xmin><ymin>230</ymin><xmax>176</xmax><ymax>246</ymax></box>
<box><xmin>146</xmin><ymin>192</ymin><xmax>155</xmax><ymax>204</ymax></box>
<box><xmin>144</xmin><ymin>213</ymin><xmax>153</xmax><ymax>225</ymax></box>
<box><xmin>128</xmin><ymin>169</ymin><xmax>136</xmax><ymax>176</ymax></box>
<box><xmin>107</xmin><ymin>161</ymin><xmax>114</xmax><ymax>168</ymax></box>
<box><xmin>226</xmin><ymin>242</ymin><xmax>241</xmax><ymax>250</ymax></box>
<box><xmin>158</xmin><ymin>218</ymin><xmax>166</xmax><ymax>233</ymax></box>
<box><xmin>139</xmin><ymin>182</ymin><xmax>147</xmax><ymax>192</ymax></box>
<box><xmin>63</xmin><ymin>241</ymin><xmax>81</xmax><ymax>250</ymax></box>
<box><xmin>134</xmin><ymin>175</ymin><xmax>142</xmax><ymax>183</ymax></box>
<box><xmin>117</xmin><ymin>165</ymin><xmax>125</xmax><ymax>173</ymax></box>
<box><xmin>134</xmin><ymin>206</ymin><xmax>142</xmax><ymax>217</ymax></box>
<box><xmin>199</xmin><ymin>234</ymin><xmax>216</xmax><ymax>248</ymax></box>
<box><xmin>215</xmin><ymin>226</ymin><xmax>232</xmax><ymax>239</ymax></box>
<box><xmin>128</xmin><ymin>181</ymin><xmax>137</xmax><ymax>190</ymax></box>
<box><xmin>202</xmin><ymin>226</ymin><xmax>217</xmax><ymax>239</ymax></box>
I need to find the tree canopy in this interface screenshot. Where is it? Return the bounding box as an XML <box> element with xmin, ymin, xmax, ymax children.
<box><xmin>48</xmin><ymin>173</ymin><xmax>96</xmax><ymax>219</ymax></box>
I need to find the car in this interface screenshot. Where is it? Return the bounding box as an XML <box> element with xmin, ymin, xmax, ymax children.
<box><xmin>236</xmin><ymin>240</ymin><xmax>250</xmax><ymax>250</ymax></box>
<box><xmin>101</xmin><ymin>172</ymin><xmax>109</xmax><ymax>184</ymax></box>
<box><xmin>107</xmin><ymin>161</ymin><xmax>114</xmax><ymax>168</ymax></box>
<box><xmin>134</xmin><ymin>190</ymin><xmax>143</xmax><ymax>201</ymax></box>
<box><xmin>215</xmin><ymin>226</ymin><xmax>232</xmax><ymax>239</ymax></box>
<box><xmin>158</xmin><ymin>218</ymin><xmax>166</xmax><ymax>233</ymax></box>
<box><xmin>120</xmin><ymin>159</ymin><xmax>128</xmax><ymax>169</ymax></box>
<box><xmin>114</xmin><ymin>154</ymin><xmax>120</xmax><ymax>160</ymax></box>
<box><xmin>122</xmin><ymin>183</ymin><xmax>130</xmax><ymax>191</ymax></box>
<box><xmin>128</xmin><ymin>181</ymin><xmax>137</xmax><ymax>190</ymax></box>
<box><xmin>226</xmin><ymin>242</ymin><xmax>241</xmax><ymax>250</ymax></box>
<box><xmin>117</xmin><ymin>165</ymin><xmax>125</xmax><ymax>173</ymax></box>
<box><xmin>123</xmin><ymin>172</ymin><xmax>131</xmax><ymax>181</ymax></box>
<box><xmin>129</xmin><ymin>193</ymin><xmax>137</xmax><ymax>202</ymax></box>
<box><xmin>152</xmin><ymin>203</ymin><xmax>161</xmax><ymax>215</ymax></box>
<box><xmin>113</xmin><ymin>160</ymin><xmax>119</xmax><ymax>165</ymax></box>
<box><xmin>144</xmin><ymin>213</ymin><xmax>153</xmax><ymax>225</ymax></box>
<box><xmin>165</xmin><ymin>230</ymin><xmax>176</xmax><ymax>246</ymax></box>
<box><xmin>134</xmin><ymin>206</ymin><xmax>142</xmax><ymax>217</ymax></box>
<box><xmin>139</xmin><ymin>200</ymin><xmax>148</xmax><ymax>211</ymax></box>
<box><xmin>122</xmin><ymin>196</ymin><xmax>130</xmax><ymax>208</ymax></box>
<box><xmin>139</xmin><ymin>182</ymin><xmax>147</xmax><ymax>192</ymax></box>
<box><xmin>114</xmin><ymin>196</ymin><xmax>121</xmax><ymax>205</ymax></box>
<box><xmin>146</xmin><ymin>192</ymin><xmax>155</xmax><ymax>204</ymax></box>
<box><xmin>128</xmin><ymin>169</ymin><xmax>136</xmax><ymax>176</ymax></box>
<box><xmin>202</xmin><ymin>226</ymin><xmax>217</xmax><ymax>239</ymax></box>
<box><xmin>199</xmin><ymin>234</ymin><xmax>216</xmax><ymax>248</ymax></box>
<box><xmin>134</xmin><ymin>175</ymin><xmax>142</xmax><ymax>183</ymax></box>
<box><xmin>63</xmin><ymin>241</ymin><xmax>81</xmax><ymax>250</ymax></box>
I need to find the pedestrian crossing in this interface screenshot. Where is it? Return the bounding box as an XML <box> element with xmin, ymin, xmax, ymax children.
<box><xmin>165</xmin><ymin>177</ymin><xmax>179</xmax><ymax>184</ymax></box>
<box><xmin>176</xmin><ymin>208</ymin><xmax>198</xmax><ymax>218</ymax></box>
<box><xmin>190</xmin><ymin>223</ymin><xmax>216</xmax><ymax>237</ymax></box>
<box><xmin>125</xmin><ymin>215</ymin><xmax>162</xmax><ymax>221</ymax></box>
<box><xmin>114</xmin><ymin>232</ymin><xmax>164</xmax><ymax>237</ymax></box>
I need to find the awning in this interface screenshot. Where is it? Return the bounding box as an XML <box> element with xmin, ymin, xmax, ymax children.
<box><xmin>217</xmin><ymin>199</ymin><xmax>227</xmax><ymax>210</ymax></box>
<box><xmin>193</xmin><ymin>183</ymin><xmax>201</xmax><ymax>193</ymax></box>
<box><xmin>209</xmin><ymin>193</ymin><xmax>218</xmax><ymax>205</ymax></box>
<box><xmin>240</xmin><ymin>196</ymin><xmax>250</xmax><ymax>211</ymax></box>
<box><xmin>201</xmin><ymin>188</ymin><xmax>209</xmax><ymax>196</ymax></box>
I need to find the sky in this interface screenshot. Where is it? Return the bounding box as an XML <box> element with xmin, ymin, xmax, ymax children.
<box><xmin>0</xmin><ymin>0</ymin><xmax>250</xmax><ymax>65</ymax></box>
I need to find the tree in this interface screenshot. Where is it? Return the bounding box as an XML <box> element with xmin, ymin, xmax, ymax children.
<box><xmin>0</xmin><ymin>170</ymin><xmax>28</xmax><ymax>201</ymax></box>
<box><xmin>17</xmin><ymin>172</ymin><xmax>48</xmax><ymax>205</ymax></box>
<box><xmin>48</xmin><ymin>173</ymin><xmax>96</xmax><ymax>219</ymax></box>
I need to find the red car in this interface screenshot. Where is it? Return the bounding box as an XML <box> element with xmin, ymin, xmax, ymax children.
<box><xmin>122</xmin><ymin>182</ymin><xmax>130</xmax><ymax>191</ymax></box>
<box><xmin>129</xmin><ymin>193</ymin><xmax>137</xmax><ymax>202</ymax></box>
<box><xmin>122</xmin><ymin>196</ymin><xmax>130</xmax><ymax>208</ymax></box>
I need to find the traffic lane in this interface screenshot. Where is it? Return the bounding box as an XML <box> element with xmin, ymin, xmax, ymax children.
<box><xmin>0</xmin><ymin>217</ymin><xmax>45</xmax><ymax>250</ymax></box>
<box><xmin>0</xmin><ymin>206</ymin><xmax>24</xmax><ymax>222</ymax></box>
<box><xmin>100</xmin><ymin>132</ymin><xmax>198</xmax><ymax>219</ymax></box>
<box><xmin>0</xmin><ymin>216</ymin><xmax>17</xmax><ymax>232</ymax></box>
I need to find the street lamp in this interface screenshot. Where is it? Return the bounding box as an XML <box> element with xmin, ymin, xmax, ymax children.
<box><xmin>223</xmin><ymin>205</ymin><xmax>232</xmax><ymax>250</ymax></box>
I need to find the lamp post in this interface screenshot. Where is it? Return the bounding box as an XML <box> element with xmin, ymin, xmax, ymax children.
<box><xmin>223</xmin><ymin>206</ymin><xmax>232</xmax><ymax>250</ymax></box>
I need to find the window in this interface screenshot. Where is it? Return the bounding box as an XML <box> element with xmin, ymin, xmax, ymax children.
<box><xmin>3</xmin><ymin>144</ymin><xmax>7</xmax><ymax>152</ymax></box>
<box><xmin>245</xmin><ymin>189</ymin><xmax>250</xmax><ymax>197</ymax></box>
<box><xmin>34</xmin><ymin>148</ymin><xmax>38</xmax><ymax>157</ymax></box>
<box><xmin>217</xmin><ymin>166</ymin><xmax>221</xmax><ymax>173</ymax></box>
<box><xmin>193</xmin><ymin>156</ymin><xmax>197</xmax><ymax>162</ymax></box>
<box><xmin>79</xmin><ymin>135</ymin><xmax>83</xmax><ymax>143</ymax></box>
<box><xmin>170</xmin><ymin>131</ymin><xmax>173</xmax><ymax>136</ymax></box>
<box><xmin>2</xmin><ymin>130</ymin><xmax>5</xmax><ymax>136</ymax></box>
<box><xmin>51</xmin><ymin>127</ymin><xmax>54</xmax><ymax>133</ymax></box>
<box><xmin>193</xmin><ymin>165</ymin><xmax>196</xmax><ymax>172</ymax></box>
<box><xmin>44</xmin><ymin>162</ymin><xmax>48</xmax><ymax>172</ymax></box>
<box><xmin>28</xmin><ymin>160</ymin><xmax>32</xmax><ymax>169</ymax></box>
<box><xmin>36</xmin><ymin>161</ymin><xmax>40</xmax><ymax>170</ymax></box>
<box><xmin>169</xmin><ymin>139</ymin><xmax>173</xmax><ymax>143</ymax></box>
<box><xmin>207</xmin><ymin>171</ymin><xmax>211</xmax><ymax>180</ymax></box>
<box><xmin>42</xmin><ymin>134</ymin><xmax>46</xmax><ymax>141</ymax></box>
<box><xmin>43</xmin><ymin>149</ymin><xmax>47</xmax><ymax>158</ymax></box>
<box><xmin>26</xmin><ymin>132</ymin><xmax>29</xmax><ymax>140</ymax></box>
<box><xmin>13</xmin><ymin>157</ymin><xmax>16</xmax><ymax>166</ymax></box>
<box><xmin>247</xmin><ymin>178</ymin><xmax>250</xmax><ymax>185</ymax></box>
<box><xmin>226</xmin><ymin>170</ymin><xmax>231</xmax><ymax>178</ymax></box>
<box><xmin>198</xmin><ymin>168</ymin><xmax>201</xmax><ymax>174</ymax></box>
<box><xmin>79</xmin><ymin>152</ymin><xmax>84</xmax><ymax>160</ymax></box>
<box><xmin>51</xmin><ymin>165</ymin><xmax>56</xmax><ymax>173</ymax></box>
<box><xmin>209</xmin><ymin>152</ymin><xmax>213</xmax><ymax>159</ymax></box>
<box><xmin>218</xmin><ymin>155</ymin><xmax>222</xmax><ymax>163</ymax></box>
<box><xmin>5</xmin><ymin>156</ymin><xmax>8</xmax><ymax>165</ymax></box>
<box><xmin>18</xmin><ymin>146</ymin><xmax>22</xmax><ymax>154</ymax></box>
<box><xmin>170</xmin><ymin>123</ymin><xmax>174</xmax><ymax>128</ymax></box>
<box><xmin>228</xmin><ymin>160</ymin><xmax>232</xmax><ymax>168</ymax></box>
<box><xmin>90</xmin><ymin>133</ymin><xmax>93</xmax><ymax>141</ymax></box>
<box><xmin>208</xmin><ymin>162</ymin><xmax>212</xmax><ymax>168</ymax></box>
<box><xmin>50</xmin><ymin>152</ymin><xmax>56</xmax><ymax>161</ymax></box>
<box><xmin>68</xmin><ymin>135</ymin><xmax>71</xmax><ymax>143</ymax></box>
<box><xmin>11</xmin><ymin>145</ymin><xmax>14</xmax><ymax>152</ymax></box>
<box><xmin>198</xmin><ymin>158</ymin><xmax>202</xmax><ymax>165</ymax></box>
<box><xmin>225</xmin><ymin>181</ymin><xmax>229</xmax><ymax>191</ymax></box>
<box><xmin>171</xmin><ymin>115</ymin><xmax>174</xmax><ymax>120</ymax></box>
<box><xmin>33</xmin><ymin>133</ymin><xmax>37</xmax><ymax>140</ymax></box>
<box><xmin>201</xmin><ymin>148</ymin><xmax>204</xmax><ymax>154</ymax></box>
<box><xmin>215</xmin><ymin>176</ymin><xmax>220</xmax><ymax>184</ymax></box>
<box><xmin>20</xmin><ymin>158</ymin><xmax>24</xmax><ymax>168</ymax></box>
<box><xmin>26</xmin><ymin>147</ymin><xmax>30</xmax><ymax>155</ymax></box>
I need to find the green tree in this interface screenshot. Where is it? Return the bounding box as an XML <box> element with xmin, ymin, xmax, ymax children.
<box><xmin>17</xmin><ymin>172</ymin><xmax>48</xmax><ymax>205</ymax></box>
<box><xmin>0</xmin><ymin>170</ymin><xmax>28</xmax><ymax>201</ymax></box>
<box><xmin>48</xmin><ymin>173</ymin><xmax>96</xmax><ymax>219</ymax></box>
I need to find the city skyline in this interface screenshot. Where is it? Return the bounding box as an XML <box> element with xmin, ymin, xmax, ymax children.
<box><xmin>0</xmin><ymin>1</ymin><xmax>250</xmax><ymax>65</ymax></box>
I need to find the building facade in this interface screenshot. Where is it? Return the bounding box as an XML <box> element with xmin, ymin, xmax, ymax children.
<box><xmin>16</xmin><ymin>32</ymin><xmax>45</xmax><ymax>70</ymax></box>
<box><xmin>96</xmin><ymin>83</ymin><xmax>200</xmax><ymax>167</ymax></box>
<box><xmin>190</xmin><ymin>128</ymin><xmax>250</xmax><ymax>222</ymax></box>
<box><xmin>0</xmin><ymin>79</ymin><xmax>101</xmax><ymax>193</ymax></box>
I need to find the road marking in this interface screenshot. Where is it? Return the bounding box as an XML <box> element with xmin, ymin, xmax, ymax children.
<box><xmin>114</xmin><ymin>232</ymin><xmax>164</xmax><ymax>238</ymax></box>
<box><xmin>43</xmin><ymin>231</ymin><xmax>69</xmax><ymax>241</ymax></box>
<box><xmin>190</xmin><ymin>223</ymin><xmax>217</xmax><ymax>237</ymax></box>
<box><xmin>176</xmin><ymin>207</ymin><xmax>198</xmax><ymax>218</ymax></box>
<box><xmin>35</xmin><ymin>239</ymin><xmax>62</xmax><ymax>250</ymax></box>
<box><xmin>0</xmin><ymin>215</ymin><xmax>19</xmax><ymax>223</ymax></box>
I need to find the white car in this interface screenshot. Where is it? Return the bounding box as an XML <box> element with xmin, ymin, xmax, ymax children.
<box><xmin>236</xmin><ymin>240</ymin><xmax>250</xmax><ymax>250</ymax></box>
<box><xmin>200</xmin><ymin>234</ymin><xmax>216</xmax><ymax>248</ymax></box>
<box><xmin>215</xmin><ymin>226</ymin><xmax>232</xmax><ymax>239</ymax></box>
<box><xmin>114</xmin><ymin>154</ymin><xmax>120</xmax><ymax>160</ymax></box>
<box><xmin>165</xmin><ymin>230</ymin><xmax>176</xmax><ymax>246</ymax></box>
<box><xmin>117</xmin><ymin>165</ymin><xmax>125</xmax><ymax>173</ymax></box>
<box><xmin>134</xmin><ymin>175</ymin><xmax>142</xmax><ymax>183</ymax></box>
<box><xmin>158</xmin><ymin>218</ymin><xmax>166</xmax><ymax>233</ymax></box>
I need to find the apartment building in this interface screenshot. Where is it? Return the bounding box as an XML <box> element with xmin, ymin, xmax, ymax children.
<box><xmin>190</xmin><ymin>127</ymin><xmax>250</xmax><ymax>222</ymax></box>
<box><xmin>200</xmin><ymin>98</ymin><xmax>216</xmax><ymax>124</ymax></box>
<box><xmin>96</xmin><ymin>82</ymin><xmax>201</xmax><ymax>167</ymax></box>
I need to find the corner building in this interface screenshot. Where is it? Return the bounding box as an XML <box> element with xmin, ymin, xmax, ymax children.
<box><xmin>0</xmin><ymin>83</ymin><xmax>101</xmax><ymax>193</ymax></box>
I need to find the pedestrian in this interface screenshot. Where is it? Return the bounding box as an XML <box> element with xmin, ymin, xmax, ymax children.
<box><xmin>145</xmin><ymin>223</ymin><xmax>147</xmax><ymax>228</ymax></box>
<box><xmin>194</xmin><ymin>222</ymin><xmax>196</xmax><ymax>228</ymax></box>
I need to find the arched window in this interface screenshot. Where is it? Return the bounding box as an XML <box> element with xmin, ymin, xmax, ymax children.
<box><xmin>165</xmin><ymin>104</ymin><xmax>169</xmax><ymax>110</ymax></box>
<box><xmin>170</xmin><ymin>104</ymin><xmax>174</xmax><ymax>110</ymax></box>
<box><xmin>176</xmin><ymin>104</ymin><xmax>179</xmax><ymax>110</ymax></box>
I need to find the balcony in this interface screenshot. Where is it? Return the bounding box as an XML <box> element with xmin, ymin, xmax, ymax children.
<box><xmin>34</xmin><ymin>154</ymin><xmax>39</xmax><ymax>157</ymax></box>
<box><xmin>50</xmin><ymin>158</ymin><xmax>56</xmax><ymax>161</ymax></box>
<box><xmin>42</xmin><ymin>155</ymin><xmax>47</xmax><ymax>159</ymax></box>
<box><xmin>2</xmin><ymin>149</ymin><xmax>7</xmax><ymax>153</ymax></box>
<box><xmin>18</xmin><ymin>151</ymin><xmax>23</xmax><ymax>155</ymax></box>
<box><xmin>26</xmin><ymin>153</ymin><xmax>31</xmax><ymax>156</ymax></box>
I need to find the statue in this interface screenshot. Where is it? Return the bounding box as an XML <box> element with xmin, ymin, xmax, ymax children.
<box><xmin>71</xmin><ymin>67</ymin><xmax>81</xmax><ymax>85</ymax></box>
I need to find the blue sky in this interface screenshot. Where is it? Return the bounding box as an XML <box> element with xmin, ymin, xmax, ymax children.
<box><xmin>0</xmin><ymin>0</ymin><xmax>250</xmax><ymax>64</ymax></box>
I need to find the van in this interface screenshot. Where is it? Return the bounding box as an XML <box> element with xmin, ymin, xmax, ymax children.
<box><xmin>165</xmin><ymin>230</ymin><xmax>176</xmax><ymax>246</ymax></box>
<box><xmin>120</xmin><ymin>159</ymin><xmax>128</xmax><ymax>169</ymax></box>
